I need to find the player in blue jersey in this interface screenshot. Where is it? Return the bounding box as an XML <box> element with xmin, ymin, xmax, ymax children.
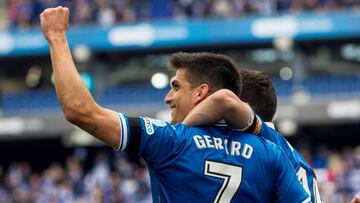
<box><xmin>184</xmin><ymin>69</ymin><xmax>322</xmax><ymax>203</ymax></box>
<box><xmin>40</xmin><ymin>7</ymin><xmax>309</xmax><ymax>202</ymax></box>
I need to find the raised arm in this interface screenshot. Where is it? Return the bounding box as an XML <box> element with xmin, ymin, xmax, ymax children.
<box><xmin>183</xmin><ymin>89</ymin><xmax>252</xmax><ymax>129</ymax></box>
<box><xmin>40</xmin><ymin>7</ymin><xmax>120</xmax><ymax>148</ymax></box>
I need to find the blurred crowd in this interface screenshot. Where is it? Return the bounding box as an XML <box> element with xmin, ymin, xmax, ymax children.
<box><xmin>302</xmin><ymin>145</ymin><xmax>360</xmax><ymax>203</ymax></box>
<box><xmin>0</xmin><ymin>149</ymin><xmax>152</xmax><ymax>203</ymax></box>
<box><xmin>0</xmin><ymin>145</ymin><xmax>359</xmax><ymax>203</ymax></box>
<box><xmin>1</xmin><ymin>0</ymin><xmax>360</xmax><ymax>30</ymax></box>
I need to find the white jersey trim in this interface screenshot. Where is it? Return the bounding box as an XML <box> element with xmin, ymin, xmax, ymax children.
<box><xmin>265</xmin><ymin>122</ymin><xmax>275</xmax><ymax>130</ymax></box>
<box><xmin>302</xmin><ymin>196</ymin><xmax>311</xmax><ymax>203</ymax></box>
<box><xmin>114</xmin><ymin>112</ymin><xmax>129</xmax><ymax>151</ymax></box>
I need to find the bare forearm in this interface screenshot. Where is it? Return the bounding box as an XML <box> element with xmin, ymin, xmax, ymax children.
<box><xmin>40</xmin><ymin>7</ymin><xmax>121</xmax><ymax>149</ymax></box>
<box><xmin>183</xmin><ymin>99</ymin><xmax>225</xmax><ymax>126</ymax></box>
<box><xmin>49</xmin><ymin>37</ymin><xmax>95</xmax><ymax>114</ymax></box>
<box><xmin>49</xmin><ymin>37</ymin><xmax>120</xmax><ymax>146</ymax></box>
<box><xmin>184</xmin><ymin>89</ymin><xmax>251</xmax><ymax>129</ymax></box>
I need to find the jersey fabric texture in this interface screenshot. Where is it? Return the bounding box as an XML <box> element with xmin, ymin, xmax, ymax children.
<box><xmin>116</xmin><ymin>113</ymin><xmax>309</xmax><ymax>203</ymax></box>
<box><xmin>256</xmin><ymin>118</ymin><xmax>322</xmax><ymax>203</ymax></box>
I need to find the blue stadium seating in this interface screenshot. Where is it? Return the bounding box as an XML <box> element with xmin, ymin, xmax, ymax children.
<box><xmin>273</xmin><ymin>75</ymin><xmax>360</xmax><ymax>100</ymax></box>
<box><xmin>2</xmin><ymin>89</ymin><xmax>61</xmax><ymax>115</ymax></box>
<box><xmin>1</xmin><ymin>76</ymin><xmax>359</xmax><ymax>116</ymax></box>
<box><xmin>100</xmin><ymin>85</ymin><xmax>169</xmax><ymax>105</ymax></box>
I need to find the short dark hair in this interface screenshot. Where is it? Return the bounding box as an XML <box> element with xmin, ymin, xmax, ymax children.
<box><xmin>240</xmin><ymin>69</ymin><xmax>277</xmax><ymax>122</ymax></box>
<box><xmin>169</xmin><ymin>52</ymin><xmax>242</xmax><ymax>95</ymax></box>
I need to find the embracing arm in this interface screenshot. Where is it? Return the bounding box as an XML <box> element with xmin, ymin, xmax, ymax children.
<box><xmin>183</xmin><ymin>89</ymin><xmax>252</xmax><ymax>129</ymax></box>
<box><xmin>40</xmin><ymin>7</ymin><xmax>120</xmax><ymax>148</ymax></box>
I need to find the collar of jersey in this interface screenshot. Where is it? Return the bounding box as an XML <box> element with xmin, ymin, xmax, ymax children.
<box><xmin>211</xmin><ymin>119</ymin><xmax>228</xmax><ymax>126</ymax></box>
<box><xmin>208</xmin><ymin>120</ymin><xmax>276</xmax><ymax>131</ymax></box>
<box><xmin>265</xmin><ymin>122</ymin><xmax>275</xmax><ymax>129</ymax></box>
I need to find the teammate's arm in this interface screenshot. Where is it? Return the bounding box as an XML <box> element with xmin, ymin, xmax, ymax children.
<box><xmin>40</xmin><ymin>7</ymin><xmax>120</xmax><ymax>148</ymax></box>
<box><xmin>184</xmin><ymin>89</ymin><xmax>253</xmax><ymax>130</ymax></box>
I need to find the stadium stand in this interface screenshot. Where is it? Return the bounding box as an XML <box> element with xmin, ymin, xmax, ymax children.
<box><xmin>0</xmin><ymin>146</ymin><xmax>152</xmax><ymax>203</ymax></box>
<box><xmin>3</xmin><ymin>0</ymin><xmax>360</xmax><ymax>30</ymax></box>
<box><xmin>2</xmin><ymin>75</ymin><xmax>360</xmax><ymax>115</ymax></box>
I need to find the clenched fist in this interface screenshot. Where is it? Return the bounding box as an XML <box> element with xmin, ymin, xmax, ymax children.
<box><xmin>40</xmin><ymin>6</ymin><xmax>69</xmax><ymax>42</ymax></box>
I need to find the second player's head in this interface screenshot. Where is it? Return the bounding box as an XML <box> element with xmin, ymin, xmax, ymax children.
<box><xmin>239</xmin><ymin>69</ymin><xmax>277</xmax><ymax>122</ymax></box>
<box><xmin>164</xmin><ymin>52</ymin><xmax>242</xmax><ymax>124</ymax></box>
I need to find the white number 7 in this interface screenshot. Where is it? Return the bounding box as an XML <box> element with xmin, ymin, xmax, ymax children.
<box><xmin>204</xmin><ymin>160</ymin><xmax>243</xmax><ymax>203</ymax></box>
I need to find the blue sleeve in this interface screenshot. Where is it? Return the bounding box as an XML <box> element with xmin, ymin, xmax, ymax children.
<box><xmin>257</xmin><ymin>120</ymin><xmax>288</xmax><ymax>150</ymax></box>
<box><xmin>272</xmin><ymin>144</ymin><xmax>310</xmax><ymax>203</ymax></box>
<box><xmin>239</xmin><ymin>111</ymin><xmax>294</xmax><ymax>157</ymax></box>
<box><xmin>138</xmin><ymin>117</ymin><xmax>181</xmax><ymax>167</ymax></box>
<box><xmin>257</xmin><ymin>120</ymin><xmax>299</xmax><ymax>169</ymax></box>
<box><xmin>116</xmin><ymin>113</ymin><xmax>185</xmax><ymax>168</ymax></box>
<box><xmin>136</xmin><ymin>116</ymin><xmax>190</xmax><ymax>170</ymax></box>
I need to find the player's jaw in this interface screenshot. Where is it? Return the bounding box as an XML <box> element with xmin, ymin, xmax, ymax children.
<box><xmin>164</xmin><ymin>68</ymin><xmax>196</xmax><ymax>124</ymax></box>
<box><xmin>164</xmin><ymin>90</ymin><xmax>177</xmax><ymax>124</ymax></box>
<box><xmin>169</xmin><ymin>104</ymin><xmax>176</xmax><ymax>124</ymax></box>
<box><xmin>168</xmin><ymin>103</ymin><xmax>181</xmax><ymax>124</ymax></box>
<box><xmin>166</xmin><ymin>98</ymin><xmax>194</xmax><ymax>125</ymax></box>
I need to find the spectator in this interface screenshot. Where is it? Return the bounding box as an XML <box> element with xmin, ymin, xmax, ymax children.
<box><xmin>1</xmin><ymin>145</ymin><xmax>360</xmax><ymax>202</ymax></box>
<box><xmin>4</xmin><ymin>0</ymin><xmax>360</xmax><ymax>29</ymax></box>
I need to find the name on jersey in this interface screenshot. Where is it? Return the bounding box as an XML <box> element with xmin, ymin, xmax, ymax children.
<box><xmin>193</xmin><ymin>135</ymin><xmax>253</xmax><ymax>159</ymax></box>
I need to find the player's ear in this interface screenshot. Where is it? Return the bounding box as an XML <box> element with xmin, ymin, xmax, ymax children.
<box><xmin>194</xmin><ymin>84</ymin><xmax>210</xmax><ymax>104</ymax></box>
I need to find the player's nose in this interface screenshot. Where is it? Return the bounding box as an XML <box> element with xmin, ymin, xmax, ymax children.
<box><xmin>164</xmin><ymin>89</ymin><xmax>174</xmax><ymax>105</ymax></box>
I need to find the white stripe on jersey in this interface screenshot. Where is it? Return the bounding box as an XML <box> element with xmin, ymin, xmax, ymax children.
<box><xmin>301</xmin><ymin>196</ymin><xmax>311</xmax><ymax>203</ymax></box>
<box><xmin>114</xmin><ymin>113</ymin><xmax>123</xmax><ymax>151</ymax></box>
<box><xmin>114</xmin><ymin>112</ymin><xmax>128</xmax><ymax>151</ymax></box>
<box><xmin>118</xmin><ymin>113</ymin><xmax>128</xmax><ymax>151</ymax></box>
<box><xmin>265</xmin><ymin>122</ymin><xmax>275</xmax><ymax>130</ymax></box>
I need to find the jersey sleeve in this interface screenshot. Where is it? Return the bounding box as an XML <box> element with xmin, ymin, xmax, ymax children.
<box><xmin>240</xmin><ymin>107</ymin><xmax>262</xmax><ymax>135</ymax></box>
<box><xmin>271</xmin><ymin>143</ymin><xmax>310</xmax><ymax>203</ymax></box>
<box><xmin>239</xmin><ymin>107</ymin><xmax>286</xmax><ymax>146</ymax></box>
<box><xmin>257</xmin><ymin>120</ymin><xmax>294</xmax><ymax>152</ymax></box>
<box><xmin>235</xmin><ymin>107</ymin><xmax>289</xmax><ymax>147</ymax></box>
<box><xmin>115</xmin><ymin>113</ymin><xmax>184</xmax><ymax>168</ymax></box>
<box><xmin>256</xmin><ymin>119</ymin><xmax>301</xmax><ymax>169</ymax></box>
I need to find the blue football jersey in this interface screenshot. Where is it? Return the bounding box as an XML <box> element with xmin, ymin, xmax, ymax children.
<box><xmin>256</xmin><ymin>118</ymin><xmax>322</xmax><ymax>203</ymax></box>
<box><xmin>116</xmin><ymin>113</ymin><xmax>309</xmax><ymax>203</ymax></box>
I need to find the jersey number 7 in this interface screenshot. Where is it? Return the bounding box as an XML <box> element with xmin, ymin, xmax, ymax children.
<box><xmin>204</xmin><ymin>160</ymin><xmax>243</xmax><ymax>203</ymax></box>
